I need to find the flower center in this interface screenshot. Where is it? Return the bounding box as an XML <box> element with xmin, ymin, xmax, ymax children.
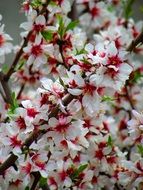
<box><xmin>0</xmin><ymin>35</ymin><xmax>4</xmax><ymax>47</ymax></box>
<box><xmin>83</xmin><ymin>83</ymin><xmax>96</xmax><ymax>96</ymax></box>
<box><xmin>31</xmin><ymin>45</ymin><xmax>43</xmax><ymax>56</ymax></box>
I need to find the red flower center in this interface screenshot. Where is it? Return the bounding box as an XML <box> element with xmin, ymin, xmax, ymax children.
<box><xmin>0</xmin><ymin>35</ymin><xmax>4</xmax><ymax>47</ymax></box>
<box><xmin>16</xmin><ymin>116</ymin><xmax>26</xmax><ymax>129</ymax></box>
<box><xmin>22</xmin><ymin>162</ymin><xmax>32</xmax><ymax>174</ymax></box>
<box><xmin>27</xmin><ymin>108</ymin><xmax>39</xmax><ymax>118</ymax></box>
<box><xmin>90</xmin><ymin>6</ymin><xmax>100</xmax><ymax>18</ymax></box>
<box><xmin>33</xmin><ymin>24</ymin><xmax>44</xmax><ymax>33</ymax></box>
<box><xmin>95</xmin><ymin>150</ymin><xmax>104</xmax><ymax>159</ymax></box>
<box><xmin>83</xmin><ymin>83</ymin><xmax>96</xmax><ymax>96</ymax></box>
<box><xmin>31</xmin><ymin>45</ymin><xmax>43</xmax><ymax>56</ymax></box>
<box><xmin>59</xmin><ymin>170</ymin><xmax>67</xmax><ymax>181</ymax></box>
<box><xmin>10</xmin><ymin>135</ymin><xmax>22</xmax><ymax>147</ymax></box>
<box><xmin>108</xmin><ymin>55</ymin><xmax>121</xmax><ymax>66</ymax></box>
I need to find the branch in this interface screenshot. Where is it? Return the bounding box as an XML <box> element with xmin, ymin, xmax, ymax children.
<box><xmin>0</xmin><ymin>94</ymin><xmax>74</xmax><ymax>175</ymax></box>
<box><xmin>127</xmin><ymin>29</ymin><xmax>143</xmax><ymax>52</ymax></box>
<box><xmin>0</xmin><ymin>71</ymin><xmax>12</xmax><ymax>104</ymax></box>
<box><xmin>17</xmin><ymin>83</ymin><xmax>25</xmax><ymax>99</ymax></box>
<box><xmin>4</xmin><ymin>31</ymin><xmax>32</xmax><ymax>82</ymax></box>
<box><xmin>0</xmin><ymin>87</ymin><xmax>7</xmax><ymax>102</ymax></box>
<box><xmin>30</xmin><ymin>172</ymin><xmax>41</xmax><ymax>190</ymax></box>
<box><xmin>68</xmin><ymin>0</ymin><xmax>78</xmax><ymax>21</ymax></box>
<box><xmin>4</xmin><ymin>0</ymin><xmax>50</xmax><ymax>82</ymax></box>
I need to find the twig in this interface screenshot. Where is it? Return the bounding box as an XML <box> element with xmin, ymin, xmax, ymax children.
<box><xmin>17</xmin><ymin>83</ymin><xmax>25</xmax><ymax>99</ymax></box>
<box><xmin>0</xmin><ymin>71</ymin><xmax>12</xmax><ymax>104</ymax></box>
<box><xmin>125</xmin><ymin>85</ymin><xmax>135</xmax><ymax>110</ymax></box>
<box><xmin>30</xmin><ymin>172</ymin><xmax>41</xmax><ymax>190</ymax></box>
<box><xmin>4</xmin><ymin>0</ymin><xmax>50</xmax><ymax>82</ymax></box>
<box><xmin>68</xmin><ymin>0</ymin><xmax>78</xmax><ymax>21</ymax></box>
<box><xmin>4</xmin><ymin>31</ymin><xmax>32</xmax><ymax>82</ymax></box>
<box><xmin>0</xmin><ymin>87</ymin><xmax>7</xmax><ymax>102</ymax></box>
<box><xmin>127</xmin><ymin>29</ymin><xmax>143</xmax><ymax>52</ymax></box>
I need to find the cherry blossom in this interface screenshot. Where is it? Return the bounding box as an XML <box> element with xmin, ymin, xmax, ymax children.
<box><xmin>0</xmin><ymin>0</ymin><xmax>143</xmax><ymax>189</ymax></box>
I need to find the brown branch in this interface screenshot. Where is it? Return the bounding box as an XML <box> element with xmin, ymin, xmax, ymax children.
<box><xmin>17</xmin><ymin>83</ymin><xmax>25</xmax><ymax>99</ymax></box>
<box><xmin>4</xmin><ymin>31</ymin><xmax>33</xmax><ymax>82</ymax></box>
<box><xmin>0</xmin><ymin>87</ymin><xmax>7</xmax><ymax>102</ymax></box>
<box><xmin>127</xmin><ymin>29</ymin><xmax>143</xmax><ymax>52</ymax></box>
<box><xmin>30</xmin><ymin>172</ymin><xmax>41</xmax><ymax>190</ymax></box>
<box><xmin>4</xmin><ymin>0</ymin><xmax>50</xmax><ymax>82</ymax></box>
<box><xmin>0</xmin><ymin>71</ymin><xmax>12</xmax><ymax>104</ymax></box>
<box><xmin>125</xmin><ymin>86</ymin><xmax>135</xmax><ymax>110</ymax></box>
<box><xmin>0</xmin><ymin>94</ymin><xmax>74</xmax><ymax>175</ymax></box>
<box><xmin>68</xmin><ymin>1</ymin><xmax>78</xmax><ymax>21</ymax></box>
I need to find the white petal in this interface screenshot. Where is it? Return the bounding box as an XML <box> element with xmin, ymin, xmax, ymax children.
<box><xmin>40</xmin><ymin>78</ymin><xmax>53</xmax><ymax>91</ymax></box>
<box><xmin>107</xmin><ymin>42</ymin><xmax>117</xmax><ymax>56</ymax></box>
<box><xmin>68</xmin><ymin>88</ymin><xmax>82</xmax><ymax>96</ymax></box>
<box><xmin>35</xmin><ymin>15</ymin><xmax>46</xmax><ymax>25</ymax></box>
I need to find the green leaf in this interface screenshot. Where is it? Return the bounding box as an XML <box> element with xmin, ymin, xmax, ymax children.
<box><xmin>131</xmin><ymin>70</ymin><xmax>143</xmax><ymax>83</ymax></box>
<box><xmin>31</xmin><ymin>0</ymin><xmax>42</xmax><ymax>8</ymax></box>
<box><xmin>59</xmin><ymin>77</ymin><xmax>66</xmax><ymax>88</ymax></box>
<box><xmin>16</xmin><ymin>59</ymin><xmax>26</xmax><ymax>71</ymax></box>
<box><xmin>71</xmin><ymin>164</ymin><xmax>88</xmax><ymax>180</ymax></box>
<box><xmin>39</xmin><ymin>177</ymin><xmax>47</xmax><ymax>187</ymax></box>
<box><xmin>137</xmin><ymin>144</ymin><xmax>143</xmax><ymax>157</ymax></box>
<box><xmin>107</xmin><ymin>5</ymin><xmax>115</xmax><ymax>12</ymax></box>
<box><xmin>66</xmin><ymin>20</ymin><xmax>79</xmax><ymax>32</ymax></box>
<box><xmin>2</xmin><ymin>64</ymin><xmax>9</xmax><ymax>73</ymax></box>
<box><xmin>41</xmin><ymin>30</ymin><xmax>53</xmax><ymax>41</ymax></box>
<box><xmin>25</xmin><ymin>187</ymin><xmax>30</xmax><ymax>190</ymax></box>
<box><xmin>107</xmin><ymin>136</ymin><xmax>113</xmax><ymax>147</ymax></box>
<box><xmin>76</xmin><ymin>48</ymin><xmax>87</xmax><ymax>55</ymax></box>
<box><xmin>8</xmin><ymin>92</ymin><xmax>19</xmax><ymax>115</ymax></box>
<box><xmin>57</xmin><ymin>16</ymin><xmax>66</xmax><ymax>38</ymax></box>
<box><xmin>123</xmin><ymin>0</ymin><xmax>136</xmax><ymax>20</ymax></box>
<box><xmin>102</xmin><ymin>95</ymin><xmax>115</xmax><ymax>102</ymax></box>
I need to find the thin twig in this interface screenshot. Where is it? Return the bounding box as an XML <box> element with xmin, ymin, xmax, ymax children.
<box><xmin>0</xmin><ymin>87</ymin><xmax>6</xmax><ymax>102</ymax></box>
<box><xmin>4</xmin><ymin>31</ymin><xmax>32</xmax><ymax>82</ymax></box>
<box><xmin>4</xmin><ymin>0</ymin><xmax>50</xmax><ymax>81</ymax></box>
<box><xmin>30</xmin><ymin>172</ymin><xmax>41</xmax><ymax>190</ymax></box>
<box><xmin>0</xmin><ymin>71</ymin><xmax>12</xmax><ymax>104</ymax></box>
<box><xmin>17</xmin><ymin>83</ymin><xmax>25</xmax><ymax>99</ymax></box>
<box><xmin>127</xmin><ymin>29</ymin><xmax>143</xmax><ymax>52</ymax></box>
<box><xmin>125</xmin><ymin>85</ymin><xmax>135</xmax><ymax>110</ymax></box>
<box><xmin>68</xmin><ymin>0</ymin><xmax>78</xmax><ymax>21</ymax></box>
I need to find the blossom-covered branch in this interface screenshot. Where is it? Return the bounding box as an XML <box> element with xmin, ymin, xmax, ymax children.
<box><xmin>0</xmin><ymin>0</ymin><xmax>143</xmax><ymax>189</ymax></box>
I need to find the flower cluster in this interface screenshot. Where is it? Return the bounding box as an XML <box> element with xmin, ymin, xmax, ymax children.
<box><xmin>0</xmin><ymin>0</ymin><xmax>143</xmax><ymax>190</ymax></box>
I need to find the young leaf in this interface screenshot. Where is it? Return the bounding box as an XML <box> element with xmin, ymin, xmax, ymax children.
<box><xmin>25</xmin><ymin>187</ymin><xmax>30</xmax><ymax>190</ymax></box>
<box><xmin>137</xmin><ymin>144</ymin><xmax>143</xmax><ymax>157</ymax></box>
<box><xmin>123</xmin><ymin>0</ymin><xmax>136</xmax><ymax>20</ymax></box>
<box><xmin>107</xmin><ymin>135</ymin><xmax>113</xmax><ymax>147</ymax></box>
<box><xmin>102</xmin><ymin>95</ymin><xmax>115</xmax><ymax>102</ymax></box>
<box><xmin>71</xmin><ymin>164</ymin><xmax>88</xmax><ymax>180</ymax></box>
<box><xmin>41</xmin><ymin>30</ymin><xmax>53</xmax><ymax>41</ymax></box>
<box><xmin>39</xmin><ymin>176</ymin><xmax>47</xmax><ymax>187</ymax></box>
<box><xmin>16</xmin><ymin>59</ymin><xmax>26</xmax><ymax>71</ymax></box>
<box><xmin>66</xmin><ymin>20</ymin><xmax>79</xmax><ymax>32</ymax></box>
<box><xmin>8</xmin><ymin>92</ymin><xmax>19</xmax><ymax>115</ymax></box>
<box><xmin>59</xmin><ymin>77</ymin><xmax>66</xmax><ymax>89</ymax></box>
<box><xmin>57</xmin><ymin>16</ymin><xmax>66</xmax><ymax>38</ymax></box>
<box><xmin>2</xmin><ymin>64</ymin><xmax>9</xmax><ymax>73</ymax></box>
<box><xmin>31</xmin><ymin>0</ymin><xmax>42</xmax><ymax>8</ymax></box>
<box><xmin>130</xmin><ymin>70</ymin><xmax>143</xmax><ymax>83</ymax></box>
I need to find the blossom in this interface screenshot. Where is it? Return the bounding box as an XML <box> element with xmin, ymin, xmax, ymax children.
<box><xmin>23</xmin><ymin>35</ymin><xmax>54</xmax><ymax>68</ymax></box>
<box><xmin>0</xmin><ymin>23</ymin><xmax>13</xmax><ymax>64</ymax></box>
